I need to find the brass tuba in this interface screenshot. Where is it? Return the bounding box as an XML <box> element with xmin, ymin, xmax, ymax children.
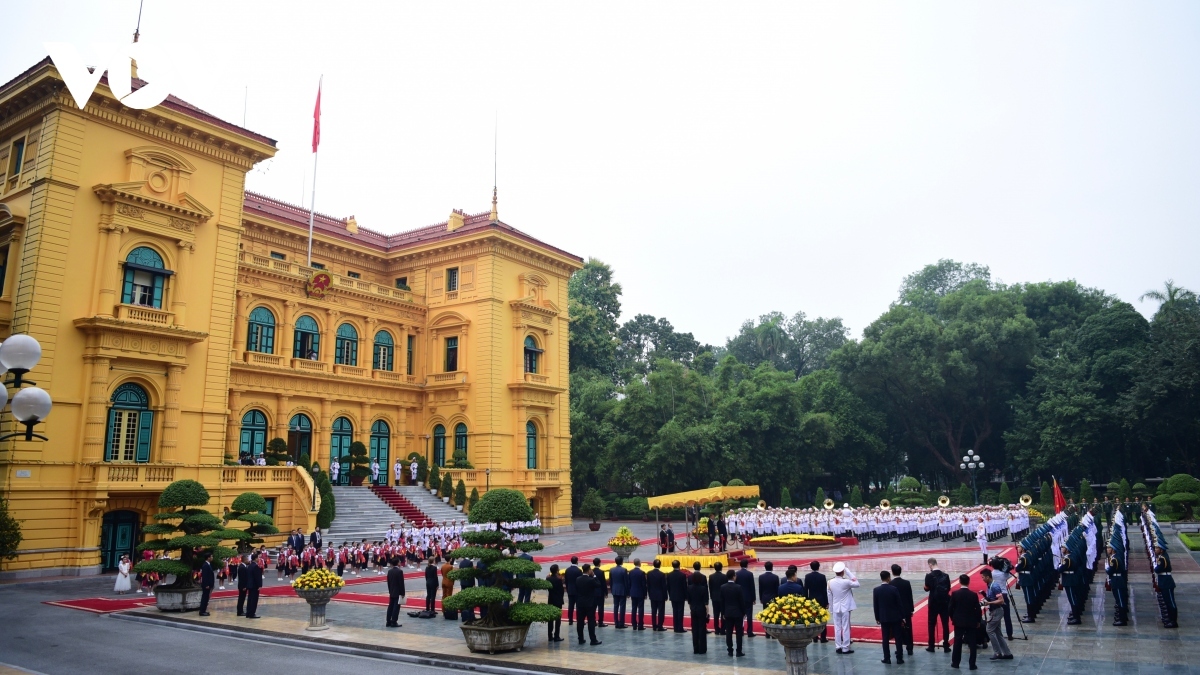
<box><xmin>824</xmin><ymin>498</ymin><xmax>835</xmax><ymax>510</ymax></box>
<box><xmin>757</xmin><ymin>500</ymin><xmax>767</xmax><ymax>510</ymax></box>
<box><xmin>1019</xmin><ymin>494</ymin><xmax>1033</xmax><ymax>507</ymax></box>
<box><xmin>879</xmin><ymin>499</ymin><xmax>891</xmax><ymax>510</ymax></box>
<box><xmin>937</xmin><ymin>495</ymin><xmax>951</xmax><ymax>507</ymax></box>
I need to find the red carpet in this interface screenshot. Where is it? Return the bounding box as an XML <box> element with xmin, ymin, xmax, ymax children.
<box><xmin>370</xmin><ymin>486</ymin><xmax>436</xmax><ymax>526</ymax></box>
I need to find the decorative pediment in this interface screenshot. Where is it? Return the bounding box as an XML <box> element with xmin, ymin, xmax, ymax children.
<box><xmin>94</xmin><ymin>183</ymin><xmax>212</xmax><ymax>238</ymax></box>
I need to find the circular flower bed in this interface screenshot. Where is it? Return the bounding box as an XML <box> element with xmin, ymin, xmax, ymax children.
<box><xmin>757</xmin><ymin>594</ymin><xmax>830</xmax><ymax>627</ymax></box>
<box><xmin>292</xmin><ymin>567</ymin><xmax>346</xmax><ymax>591</ymax></box>
<box><xmin>747</xmin><ymin>534</ymin><xmax>837</xmax><ymax>549</ymax></box>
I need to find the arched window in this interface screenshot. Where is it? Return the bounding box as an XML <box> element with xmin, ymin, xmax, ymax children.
<box><xmin>335</xmin><ymin>323</ymin><xmax>358</xmax><ymax>366</ymax></box>
<box><xmin>453</xmin><ymin>423</ymin><xmax>468</xmax><ymax>466</ymax></box>
<box><xmin>247</xmin><ymin>307</ymin><xmax>276</xmax><ymax>354</ymax></box>
<box><xmin>526</xmin><ymin>421</ymin><xmax>538</xmax><ymax>469</ymax></box>
<box><xmin>293</xmin><ymin>315</ymin><xmax>320</xmax><ymax>359</ymax></box>
<box><xmin>331</xmin><ymin>417</ymin><xmax>353</xmax><ymax>485</ymax></box>
<box><xmin>370</xmin><ymin>420</ymin><xmax>390</xmax><ymax>485</ymax></box>
<box><xmin>432</xmin><ymin>424</ymin><xmax>446</xmax><ymax>467</ymax></box>
<box><xmin>524</xmin><ymin>335</ymin><xmax>542</xmax><ymax>374</ymax></box>
<box><xmin>373</xmin><ymin>330</ymin><xmax>394</xmax><ymax>371</ymax></box>
<box><xmin>288</xmin><ymin>413</ymin><xmax>312</xmax><ymax>462</ymax></box>
<box><xmin>239</xmin><ymin>410</ymin><xmax>268</xmax><ymax>458</ymax></box>
<box><xmin>105</xmin><ymin>383</ymin><xmax>152</xmax><ymax>462</ymax></box>
<box><xmin>121</xmin><ymin>246</ymin><xmax>172</xmax><ymax>309</ymax></box>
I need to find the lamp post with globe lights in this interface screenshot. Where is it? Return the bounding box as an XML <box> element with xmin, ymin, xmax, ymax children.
<box><xmin>0</xmin><ymin>335</ymin><xmax>53</xmax><ymax>442</ymax></box>
<box><xmin>960</xmin><ymin>454</ymin><xmax>985</xmax><ymax>505</ymax></box>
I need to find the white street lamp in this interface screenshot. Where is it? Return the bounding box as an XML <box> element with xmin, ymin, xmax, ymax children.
<box><xmin>0</xmin><ymin>335</ymin><xmax>52</xmax><ymax>441</ymax></box>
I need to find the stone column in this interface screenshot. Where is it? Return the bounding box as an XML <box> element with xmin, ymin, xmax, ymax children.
<box><xmin>359</xmin><ymin>402</ymin><xmax>373</xmax><ymax>445</ymax></box>
<box><xmin>276</xmin><ymin>394</ymin><xmax>290</xmax><ymax>440</ymax></box>
<box><xmin>171</xmin><ymin>242</ymin><xmax>193</xmax><ymax>327</ymax></box>
<box><xmin>233</xmin><ymin>291</ymin><xmax>252</xmax><ymax>356</ymax></box>
<box><xmin>396</xmin><ymin>406</ymin><xmax>408</xmax><ymax>459</ymax></box>
<box><xmin>459</xmin><ymin>326</ymin><xmax>469</xmax><ymax>373</ymax></box>
<box><xmin>160</xmin><ymin>364</ymin><xmax>185</xmax><ymax>463</ymax></box>
<box><xmin>318</xmin><ymin>398</ymin><xmax>333</xmax><ymax>467</ymax></box>
<box><xmin>323</xmin><ymin>310</ymin><xmax>339</xmax><ymax>369</ymax></box>
<box><xmin>94</xmin><ymin>223</ymin><xmax>126</xmax><ymax>316</ymax></box>
<box><xmin>227</xmin><ymin>390</ymin><xmax>242</xmax><ymax>461</ymax></box>
<box><xmin>429</xmin><ymin>329</ymin><xmax>438</xmax><ymax>374</ymax></box>
<box><xmin>1</xmin><ymin>224</ymin><xmax>23</xmax><ymax>302</ymax></box>
<box><xmin>281</xmin><ymin>301</ymin><xmax>297</xmax><ymax>359</ymax></box>
<box><xmin>80</xmin><ymin>355</ymin><xmax>112</xmax><ymax>464</ymax></box>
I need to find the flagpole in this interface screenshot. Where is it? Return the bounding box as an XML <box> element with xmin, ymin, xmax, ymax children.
<box><xmin>307</xmin><ymin>75</ymin><xmax>322</xmax><ymax>267</ymax></box>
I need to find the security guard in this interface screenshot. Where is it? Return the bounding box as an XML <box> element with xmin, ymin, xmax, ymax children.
<box><xmin>1154</xmin><ymin>545</ymin><xmax>1177</xmax><ymax>628</ymax></box>
<box><xmin>1058</xmin><ymin>543</ymin><xmax>1084</xmax><ymax>625</ymax></box>
<box><xmin>1105</xmin><ymin>544</ymin><xmax>1127</xmax><ymax>626</ymax></box>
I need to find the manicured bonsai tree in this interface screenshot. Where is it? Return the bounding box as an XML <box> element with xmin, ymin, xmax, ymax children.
<box><xmin>348</xmin><ymin>441</ymin><xmax>370</xmax><ymax>484</ymax></box>
<box><xmin>443</xmin><ymin>489</ymin><xmax>559</xmax><ymax>628</ymax></box>
<box><xmin>467</xmin><ymin>487</ymin><xmax>480</xmax><ymax>512</ymax></box>
<box><xmin>135</xmin><ymin>480</ymin><xmax>241</xmax><ymax>589</ymax></box>
<box><xmin>780</xmin><ymin>487</ymin><xmax>793</xmax><ymax>508</ymax></box>
<box><xmin>727</xmin><ymin>478</ymin><xmax>746</xmax><ymax>486</ymax></box>
<box><xmin>1106</xmin><ymin>481</ymin><xmax>1120</xmax><ymax>495</ymax></box>
<box><xmin>1132</xmin><ymin>482</ymin><xmax>1149</xmax><ymax>497</ymax></box>
<box><xmin>708</xmin><ymin>480</ymin><xmax>723</xmax><ymax>489</ymax></box>
<box><xmin>455</xmin><ymin>480</ymin><xmax>467</xmax><ymax>507</ymax></box>
<box><xmin>452</xmin><ymin>442</ymin><xmax>473</xmax><ymax>469</ymax></box>
<box><xmin>849</xmin><ymin>485</ymin><xmax>864</xmax><ymax>507</ymax></box>
<box><xmin>998</xmin><ymin>481</ymin><xmax>1012</xmax><ymax>505</ymax></box>
<box><xmin>579</xmin><ymin>488</ymin><xmax>606</xmax><ymax>524</ymax></box>
<box><xmin>898</xmin><ymin>476</ymin><xmax>924</xmax><ymax>506</ymax></box>
<box><xmin>223</xmin><ymin>492</ymin><xmax>279</xmax><ymax>555</ymax></box>
<box><xmin>265</xmin><ymin>437</ymin><xmax>291</xmax><ymax>466</ymax></box>
<box><xmin>1154</xmin><ymin>474</ymin><xmax>1200</xmax><ymax>519</ymax></box>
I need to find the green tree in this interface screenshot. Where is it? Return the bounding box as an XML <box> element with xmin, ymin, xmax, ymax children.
<box><xmin>849</xmin><ymin>486</ymin><xmax>864</xmax><ymax>507</ymax></box>
<box><xmin>726</xmin><ymin>311</ymin><xmax>849</xmax><ymax>377</ymax></box>
<box><xmin>455</xmin><ymin>479</ymin><xmax>467</xmax><ymax>507</ymax></box>
<box><xmin>348</xmin><ymin>441</ymin><xmax>370</xmax><ymax>481</ymax></box>
<box><xmin>813</xmin><ymin>487</ymin><xmax>826</xmax><ymax>508</ymax></box>
<box><xmin>616</xmin><ymin>314</ymin><xmax>701</xmax><ymax>380</ymax></box>
<box><xmin>0</xmin><ymin>498</ymin><xmax>21</xmax><ymax>563</ymax></box>
<box><xmin>467</xmin><ymin>487</ymin><xmax>480</xmax><ymax>513</ymax></box>
<box><xmin>428</xmin><ymin>464</ymin><xmax>441</xmax><ymax>493</ymax></box>
<box><xmin>708</xmin><ymin>481</ymin><xmax>723</xmax><ymax>489</ymax></box>
<box><xmin>1118</xmin><ymin>478</ymin><xmax>1132</xmax><ymax>501</ymax></box>
<box><xmin>443</xmin><ymin>489</ymin><xmax>558</xmax><ymax>627</ymax></box>
<box><xmin>728</xmin><ymin>479</ymin><xmax>746</xmax><ymax>487</ymax></box>
<box><xmin>953</xmin><ymin>483</ymin><xmax>974</xmax><ymax>506</ymax></box>
<box><xmin>898</xmin><ymin>259</ymin><xmax>991</xmax><ymax>314</ymax></box>
<box><xmin>1154</xmin><ymin>474</ymin><xmax>1200</xmax><ymax>519</ymax></box>
<box><xmin>264</xmin><ymin>437</ymin><xmax>291</xmax><ymax>466</ymax></box>
<box><xmin>315</xmin><ymin>469</ymin><xmax>336</xmax><ymax>529</ymax></box>
<box><xmin>440</xmin><ymin>472</ymin><xmax>453</xmax><ymax>500</ymax></box>
<box><xmin>998</xmin><ymin>481</ymin><xmax>1012</xmax><ymax>505</ymax></box>
<box><xmin>568</xmin><ymin>258</ymin><xmax>623</xmax><ymax>377</ymax></box>
<box><xmin>1079</xmin><ymin>480</ymin><xmax>1094</xmax><ymax>502</ymax></box>
<box><xmin>1040</xmin><ymin>481</ymin><xmax>1053</xmax><ymax>505</ymax></box>
<box><xmin>135</xmin><ymin>480</ymin><xmax>241</xmax><ymax>589</ymax></box>
<box><xmin>579</xmin><ymin>488</ymin><xmax>606</xmax><ymax>523</ymax></box>
<box><xmin>780</xmin><ymin>487</ymin><xmax>792</xmax><ymax>508</ymax></box>
<box><xmin>223</xmin><ymin>492</ymin><xmax>279</xmax><ymax>555</ymax></box>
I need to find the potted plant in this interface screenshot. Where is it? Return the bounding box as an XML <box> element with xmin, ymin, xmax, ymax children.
<box><xmin>455</xmin><ymin>480</ymin><xmax>468</xmax><ymax>512</ymax></box>
<box><xmin>441</xmin><ymin>472</ymin><xmax>453</xmax><ymax>503</ymax></box>
<box><xmin>608</xmin><ymin>525</ymin><xmax>639</xmax><ymax>558</ymax></box>
<box><xmin>429</xmin><ymin>464</ymin><xmax>442</xmax><ymax>496</ymax></box>
<box><xmin>135</xmin><ymin>480</ymin><xmax>241</xmax><ymax>611</ymax></box>
<box><xmin>292</xmin><ymin>567</ymin><xmax>346</xmax><ymax>630</ymax></box>
<box><xmin>347</xmin><ymin>441</ymin><xmax>370</xmax><ymax>486</ymax></box>
<box><xmin>467</xmin><ymin>487</ymin><xmax>480</xmax><ymax>513</ymax></box>
<box><xmin>264</xmin><ymin>437</ymin><xmax>291</xmax><ymax>466</ymax></box>
<box><xmin>580</xmin><ymin>488</ymin><xmax>606</xmax><ymax>532</ymax></box>
<box><xmin>223</xmin><ymin>492</ymin><xmax>279</xmax><ymax>555</ymax></box>
<box><xmin>443</xmin><ymin>489</ymin><xmax>560</xmax><ymax>653</ymax></box>
<box><xmin>758</xmin><ymin>594</ymin><xmax>831</xmax><ymax>675</ymax></box>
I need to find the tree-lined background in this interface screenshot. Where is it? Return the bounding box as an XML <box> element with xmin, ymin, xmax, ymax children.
<box><xmin>568</xmin><ymin>258</ymin><xmax>1200</xmax><ymax>511</ymax></box>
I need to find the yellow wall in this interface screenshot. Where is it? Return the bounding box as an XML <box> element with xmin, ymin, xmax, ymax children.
<box><xmin>0</xmin><ymin>60</ymin><xmax>579</xmax><ymax>579</ymax></box>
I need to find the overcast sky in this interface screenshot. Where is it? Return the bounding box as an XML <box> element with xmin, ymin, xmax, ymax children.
<box><xmin>8</xmin><ymin>1</ymin><xmax>1200</xmax><ymax>345</ymax></box>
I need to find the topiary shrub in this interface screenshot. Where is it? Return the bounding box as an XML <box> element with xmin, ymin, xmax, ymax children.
<box><xmin>813</xmin><ymin>487</ymin><xmax>826</xmax><ymax>508</ymax></box>
<box><xmin>455</xmin><ymin>480</ymin><xmax>467</xmax><ymax>507</ymax></box>
<box><xmin>1132</xmin><ymin>482</ymin><xmax>1148</xmax><ymax>497</ymax></box>
<box><xmin>780</xmin><ymin>487</ymin><xmax>793</xmax><ymax>508</ymax></box>
<box><xmin>223</xmin><ymin>492</ymin><xmax>279</xmax><ymax>555</ymax></box>
<box><xmin>727</xmin><ymin>478</ymin><xmax>746</xmax><ymax>487</ymax></box>
<box><xmin>429</xmin><ymin>464</ymin><xmax>442</xmax><ymax>493</ymax></box>
<box><xmin>1155</xmin><ymin>474</ymin><xmax>1200</xmax><ymax>519</ymax></box>
<box><xmin>467</xmin><ymin>487</ymin><xmax>480</xmax><ymax>513</ymax></box>
<box><xmin>1118</xmin><ymin>478</ymin><xmax>1132</xmax><ymax>501</ymax></box>
<box><xmin>849</xmin><ymin>486</ymin><xmax>864</xmax><ymax>508</ymax></box>
<box><xmin>135</xmin><ymin>480</ymin><xmax>241</xmax><ymax>589</ymax></box>
<box><xmin>579</xmin><ymin>488</ymin><xmax>606</xmax><ymax>524</ymax></box>
<box><xmin>953</xmin><ymin>483</ymin><xmax>974</xmax><ymax>506</ymax></box>
<box><xmin>1079</xmin><ymin>480</ymin><xmax>1094</xmax><ymax>502</ymax></box>
<box><xmin>998</xmin><ymin>482</ymin><xmax>1012</xmax><ymax>505</ymax></box>
<box><xmin>898</xmin><ymin>476</ymin><xmax>921</xmax><ymax>492</ymax></box>
<box><xmin>1040</xmin><ymin>481</ymin><xmax>1053</xmax><ymax>504</ymax></box>
<box><xmin>440</xmin><ymin>472</ymin><xmax>453</xmax><ymax>500</ymax></box>
<box><xmin>708</xmin><ymin>481</ymin><xmax>723</xmax><ymax>489</ymax></box>
<box><xmin>1106</xmin><ymin>481</ymin><xmax>1119</xmax><ymax>495</ymax></box>
<box><xmin>443</xmin><ymin>489</ymin><xmax>558</xmax><ymax>628</ymax></box>
<box><xmin>0</xmin><ymin>497</ymin><xmax>21</xmax><ymax>563</ymax></box>
<box><xmin>348</xmin><ymin>441</ymin><xmax>370</xmax><ymax>482</ymax></box>
<box><xmin>298</xmin><ymin>453</ymin><xmax>312</xmax><ymax>474</ymax></box>
<box><xmin>265</xmin><ymin>437</ymin><xmax>290</xmax><ymax>466</ymax></box>
<box><xmin>315</xmin><ymin>470</ymin><xmax>336</xmax><ymax>529</ymax></box>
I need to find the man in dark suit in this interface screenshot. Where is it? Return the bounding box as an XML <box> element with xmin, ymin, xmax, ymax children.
<box><xmin>610</xmin><ymin>557</ymin><xmax>629</xmax><ymax>628</ymax></box>
<box><xmin>667</xmin><ymin>560</ymin><xmax>688</xmax><ymax>632</ymax></box>
<box><xmin>735</xmin><ymin>559</ymin><xmax>757</xmax><ymax>637</ymax></box>
<box><xmin>666</xmin><ymin>524</ymin><xmax>676</xmax><ymax>553</ymax></box>
<box><xmin>873</xmin><ymin>570</ymin><xmax>903</xmax><ymax>664</ymax></box>
<box><xmin>716</xmin><ymin>516</ymin><xmax>728</xmax><ymax>552</ymax></box>
<box><xmin>709</xmin><ymin>562</ymin><xmax>726</xmax><ymax>635</ymax></box>
<box><xmin>778</xmin><ymin>565</ymin><xmax>805</xmax><ymax>597</ymax></box>
<box><xmin>309</xmin><ymin>529</ymin><xmax>322</xmax><ymax>549</ymax></box>
<box><xmin>758</xmin><ymin>561</ymin><xmax>780</xmax><ymax>638</ymax></box>
<box><xmin>804</xmin><ymin>560</ymin><xmax>829</xmax><ymax>643</ymax></box>
<box><xmin>591</xmin><ymin>557</ymin><xmax>608</xmax><ymax>627</ymax></box>
<box><xmin>199</xmin><ymin>553</ymin><xmax>215</xmax><ymax>616</ymax></box>
<box><xmin>647</xmin><ymin>559</ymin><xmax>668</xmax><ymax>631</ymax></box>
<box><xmin>924</xmin><ymin>558</ymin><xmax>951</xmax><ymax>653</ymax></box>
<box><xmin>890</xmin><ymin>564</ymin><xmax>914</xmax><ymax>656</ymax></box>
<box><xmin>245</xmin><ymin>552</ymin><xmax>263</xmax><ymax>618</ymax></box>
<box><xmin>720</xmin><ymin>570</ymin><xmax>747</xmax><ymax>657</ymax></box>
<box><xmin>289</xmin><ymin>529</ymin><xmax>304</xmax><ymax>553</ymax></box>
<box><xmin>236</xmin><ymin>554</ymin><xmax>250</xmax><ymax>616</ymax></box>
<box><xmin>386</xmin><ymin>556</ymin><xmax>406</xmax><ymax>627</ymax></box>
<box><xmin>516</xmin><ymin>549</ymin><xmax>535</xmax><ymax>603</ymax></box>
<box><xmin>458</xmin><ymin>558</ymin><xmax>476</xmax><ymax>622</ymax></box>
<box><xmin>659</xmin><ymin>525</ymin><xmax>669</xmax><ymax>555</ymax></box>
<box><xmin>629</xmin><ymin>558</ymin><xmax>647</xmax><ymax>630</ymax></box>
<box><xmin>949</xmin><ymin>574</ymin><xmax>981</xmax><ymax>670</ymax></box>
<box><xmin>564</xmin><ymin>557</ymin><xmax>581</xmax><ymax>625</ymax></box>
<box><xmin>424</xmin><ymin>558</ymin><xmax>440</xmax><ymax>613</ymax></box>
<box><xmin>574</xmin><ymin>564</ymin><xmax>601</xmax><ymax>645</ymax></box>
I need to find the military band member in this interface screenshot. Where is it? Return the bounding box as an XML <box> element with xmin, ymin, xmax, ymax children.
<box><xmin>1154</xmin><ymin>545</ymin><xmax>1177</xmax><ymax>628</ymax></box>
<box><xmin>1105</xmin><ymin>545</ymin><xmax>1128</xmax><ymax>626</ymax></box>
<box><xmin>1057</xmin><ymin>545</ymin><xmax>1083</xmax><ymax>625</ymax></box>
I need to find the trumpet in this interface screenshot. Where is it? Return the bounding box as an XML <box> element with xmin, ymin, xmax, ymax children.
<box><xmin>937</xmin><ymin>495</ymin><xmax>951</xmax><ymax>507</ymax></box>
<box><xmin>757</xmin><ymin>499</ymin><xmax>767</xmax><ymax>510</ymax></box>
<box><xmin>823</xmin><ymin>498</ymin><xmax>835</xmax><ymax>510</ymax></box>
<box><xmin>1019</xmin><ymin>494</ymin><xmax>1033</xmax><ymax>507</ymax></box>
<box><xmin>879</xmin><ymin>499</ymin><xmax>891</xmax><ymax>510</ymax></box>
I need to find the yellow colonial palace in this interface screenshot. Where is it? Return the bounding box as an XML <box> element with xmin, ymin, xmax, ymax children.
<box><xmin>0</xmin><ymin>58</ymin><xmax>580</xmax><ymax>578</ymax></box>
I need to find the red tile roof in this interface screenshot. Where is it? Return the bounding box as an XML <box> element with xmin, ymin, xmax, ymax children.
<box><xmin>242</xmin><ymin>192</ymin><xmax>582</xmax><ymax>263</ymax></box>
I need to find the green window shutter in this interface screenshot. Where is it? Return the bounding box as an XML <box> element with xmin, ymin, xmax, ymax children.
<box><xmin>104</xmin><ymin>408</ymin><xmax>118</xmax><ymax>461</ymax></box>
<box><xmin>121</xmin><ymin>268</ymin><xmax>135</xmax><ymax>304</ymax></box>
<box><xmin>135</xmin><ymin>411</ymin><xmax>154</xmax><ymax>463</ymax></box>
<box><xmin>263</xmin><ymin>325</ymin><xmax>275</xmax><ymax>353</ymax></box>
<box><xmin>152</xmin><ymin>274</ymin><xmax>165</xmax><ymax>308</ymax></box>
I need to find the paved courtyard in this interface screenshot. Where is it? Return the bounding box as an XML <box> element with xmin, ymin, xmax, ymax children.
<box><xmin>3</xmin><ymin>523</ymin><xmax>1198</xmax><ymax>674</ymax></box>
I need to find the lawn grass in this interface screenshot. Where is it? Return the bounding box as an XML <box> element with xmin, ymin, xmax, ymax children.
<box><xmin>1179</xmin><ymin>532</ymin><xmax>1200</xmax><ymax>551</ymax></box>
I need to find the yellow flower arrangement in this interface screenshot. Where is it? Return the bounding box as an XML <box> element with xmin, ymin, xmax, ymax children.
<box><xmin>757</xmin><ymin>594</ymin><xmax>830</xmax><ymax>627</ymax></box>
<box><xmin>1026</xmin><ymin>507</ymin><xmax>1045</xmax><ymax>520</ymax></box>
<box><xmin>292</xmin><ymin>568</ymin><xmax>346</xmax><ymax>591</ymax></box>
<box><xmin>747</xmin><ymin>534</ymin><xmax>836</xmax><ymax>545</ymax></box>
<box><xmin>608</xmin><ymin>526</ymin><xmax>640</xmax><ymax>548</ymax></box>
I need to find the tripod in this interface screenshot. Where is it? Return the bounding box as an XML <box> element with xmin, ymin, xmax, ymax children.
<box><xmin>1006</xmin><ymin>586</ymin><xmax>1030</xmax><ymax>641</ymax></box>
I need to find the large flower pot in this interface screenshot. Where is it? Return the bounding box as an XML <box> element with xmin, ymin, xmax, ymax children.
<box><xmin>295</xmin><ymin>587</ymin><xmax>341</xmax><ymax>631</ymax></box>
<box><xmin>763</xmin><ymin>622</ymin><xmax>828</xmax><ymax>675</ymax></box>
<box><xmin>154</xmin><ymin>587</ymin><xmax>203</xmax><ymax>612</ymax></box>
<box><xmin>610</xmin><ymin>544</ymin><xmax>638</xmax><ymax>559</ymax></box>
<box><xmin>588</xmin><ymin>523</ymin><xmax>601</xmax><ymax>532</ymax></box>
<box><xmin>460</xmin><ymin>623</ymin><xmax>531</xmax><ymax>654</ymax></box>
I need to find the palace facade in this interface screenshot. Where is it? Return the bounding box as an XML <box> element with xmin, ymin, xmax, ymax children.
<box><xmin>0</xmin><ymin>58</ymin><xmax>580</xmax><ymax>579</ymax></box>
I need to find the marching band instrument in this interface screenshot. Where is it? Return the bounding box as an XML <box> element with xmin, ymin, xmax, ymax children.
<box><xmin>1019</xmin><ymin>494</ymin><xmax>1033</xmax><ymax>507</ymax></box>
<box><xmin>938</xmin><ymin>495</ymin><xmax>951</xmax><ymax>507</ymax></box>
<box><xmin>879</xmin><ymin>499</ymin><xmax>891</xmax><ymax>510</ymax></box>
<box><xmin>757</xmin><ymin>499</ymin><xmax>767</xmax><ymax>510</ymax></box>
